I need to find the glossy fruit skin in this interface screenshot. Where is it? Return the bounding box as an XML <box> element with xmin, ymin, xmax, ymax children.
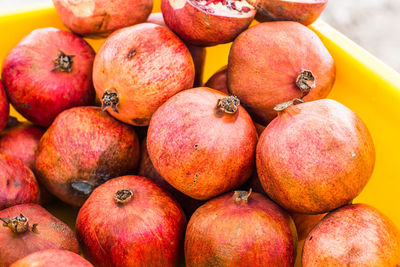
<box><xmin>0</xmin><ymin>204</ymin><xmax>79</xmax><ymax>266</ymax></box>
<box><xmin>228</xmin><ymin>21</ymin><xmax>335</xmax><ymax>125</ymax></box>
<box><xmin>35</xmin><ymin>107</ymin><xmax>140</xmax><ymax>206</ymax></box>
<box><xmin>256</xmin><ymin>99</ymin><xmax>375</xmax><ymax>214</ymax></box>
<box><xmin>0</xmin><ymin>155</ymin><xmax>40</xmax><ymax>210</ymax></box>
<box><xmin>290</xmin><ymin>212</ymin><xmax>326</xmax><ymax>241</ymax></box>
<box><xmin>205</xmin><ymin>65</ymin><xmax>229</xmax><ymax>94</ymax></box>
<box><xmin>53</xmin><ymin>0</ymin><xmax>153</xmax><ymax>36</ymax></box>
<box><xmin>10</xmin><ymin>249</ymin><xmax>92</xmax><ymax>267</ymax></box>
<box><xmin>147</xmin><ymin>87</ymin><xmax>258</xmax><ymax>200</ymax></box>
<box><xmin>303</xmin><ymin>204</ymin><xmax>400</xmax><ymax>266</ymax></box>
<box><xmin>253</xmin><ymin>0</ymin><xmax>328</xmax><ymax>26</ymax></box>
<box><xmin>76</xmin><ymin>175</ymin><xmax>186</xmax><ymax>267</ymax></box>
<box><xmin>0</xmin><ymin>82</ymin><xmax>9</xmax><ymax>131</ymax></box>
<box><xmin>161</xmin><ymin>0</ymin><xmax>256</xmax><ymax>46</ymax></box>
<box><xmin>139</xmin><ymin>136</ymin><xmax>204</xmax><ymax>217</ymax></box>
<box><xmin>93</xmin><ymin>23</ymin><xmax>195</xmax><ymax>126</ymax></box>
<box><xmin>185</xmin><ymin>191</ymin><xmax>297</xmax><ymax>266</ymax></box>
<box><xmin>2</xmin><ymin>28</ymin><xmax>95</xmax><ymax>127</ymax></box>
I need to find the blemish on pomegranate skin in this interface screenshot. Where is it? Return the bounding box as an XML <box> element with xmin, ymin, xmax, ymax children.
<box><xmin>6</xmin><ymin>179</ymin><xmax>10</xmax><ymax>186</ymax></box>
<box><xmin>127</xmin><ymin>49</ymin><xmax>137</xmax><ymax>59</ymax></box>
<box><xmin>194</xmin><ymin>144</ymin><xmax>198</xmax><ymax>150</ymax></box>
<box><xmin>309</xmin><ymin>236</ymin><xmax>313</xmax><ymax>241</ymax></box>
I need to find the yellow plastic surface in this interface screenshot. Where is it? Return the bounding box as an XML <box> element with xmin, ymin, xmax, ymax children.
<box><xmin>1</xmin><ymin>3</ymin><xmax>400</xmax><ymax>265</ymax></box>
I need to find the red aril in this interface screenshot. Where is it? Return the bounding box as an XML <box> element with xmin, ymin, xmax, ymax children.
<box><xmin>0</xmin><ymin>82</ymin><xmax>8</xmax><ymax>132</ymax></box>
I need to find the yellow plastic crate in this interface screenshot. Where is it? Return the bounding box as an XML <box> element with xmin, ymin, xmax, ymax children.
<box><xmin>1</xmin><ymin>3</ymin><xmax>400</xmax><ymax>264</ymax></box>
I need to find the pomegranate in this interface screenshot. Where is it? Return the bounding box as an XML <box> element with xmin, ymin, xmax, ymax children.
<box><xmin>161</xmin><ymin>0</ymin><xmax>256</xmax><ymax>46</ymax></box>
<box><xmin>250</xmin><ymin>0</ymin><xmax>328</xmax><ymax>26</ymax></box>
<box><xmin>35</xmin><ymin>106</ymin><xmax>140</xmax><ymax>206</ymax></box>
<box><xmin>93</xmin><ymin>23</ymin><xmax>195</xmax><ymax>126</ymax></box>
<box><xmin>0</xmin><ymin>204</ymin><xmax>79</xmax><ymax>266</ymax></box>
<box><xmin>10</xmin><ymin>249</ymin><xmax>92</xmax><ymax>267</ymax></box>
<box><xmin>0</xmin><ymin>155</ymin><xmax>40</xmax><ymax>210</ymax></box>
<box><xmin>147</xmin><ymin>13</ymin><xmax>206</xmax><ymax>87</ymax></box>
<box><xmin>290</xmin><ymin>212</ymin><xmax>326</xmax><ymax>241</ymax></box>
<box><xmin>139</xmin><ymin>136</ymin><xmax>204</xmax><ymax>217</ymax></box>
<box><xmin>52</xmin><ymin>0</ymin><xmax>153</xmax><ymax>36</ymax></box>
<box><xmin>0</xmin><ymin>82</ymin><xmax>8</xmax><ymax>132</ymax></box>
<box><xmin>1</xmin><ymin>28</ymin><xmax>95</xmax><ymax>127</ymax></box>
<box><xmin>147</xmin><ymin>87</ymin><xmax>258</xmax><ymax>200</ymax></box>
<box><xmin>204</xmin><ymin>65</ymin><xmax>229</xmax><ymax>94</ymax></box>
<box><xmin>185</xmin><ymin>190</ymin><xmax>297</xmax><ymax>266</ymax></box>
<box><xmin>228</xmin><ymin>21</ymin><xmax>335</xmax><ymax>125</ymax></box>
<box><xmin>256</xmin><ymin>99</ymin><xmax>375</xmax><ymax>214</ymax></box>
<box><xmin>303</xmin><ymin>204</ymin><xmax>400</xmax><ymax>266</ymax></box>
<box><xmin>76</xmin><ymin>175</ymin><xmax>186</xmax><ymax>267</ymax></box>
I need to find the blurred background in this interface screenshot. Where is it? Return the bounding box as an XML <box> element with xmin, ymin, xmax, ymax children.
<box><xmin>1</xmin><ymin>0</ymin><xmax>400</xmax><ymax>72</ymax></box>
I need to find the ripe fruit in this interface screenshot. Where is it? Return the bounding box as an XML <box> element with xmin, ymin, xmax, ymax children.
<box><xmin>256</xmin><ymin>99</ymin><xmax>375</xmax><ymax>214</ymax></box>
<box><xmin>93</xmin><ymin>23</ymin><xmax>195</xmax><ymax>126</ymax></box>
<box><xmin>2</xmin><ymin>28</ymin><xmax>95</xmax><ymax>127</ymax></box>
<box><xmin>76</xmin><ymin>175</ymin><xmax>186</xmax><ymax>267</ymax></box>
<box><xmin>205</xmin><ymin>65</ymin><xmax>229</xmax><ymax>94</ymax></box>
<box><xmin>0</xmin><ymin>81</ymin><xmax>8</xmax><ymax>131</ymax></box>
<box><xmin>185</xmin><ymin>190</ymin><xmax>297</xmax><ymax>266</ymax></box>
<box><xmin>147</xmin><ymin>87</ymin><xmax>258</xmax><ymax>200</ymax></box>
<box><xmin>0</xmin><ymin>155</ymin><xmax>40</xmax><ymax>210</ymax></box>
<box><xmin>52</xmin><ymin>0</ymin><xmax>153</xmax><ymax>36</ymax></box>
<box><xmin>35</xmin><ymin>107</ymin><xmax>140</xmax><ymax>206</ymax></box>
<box><xmin>228</xmin><ymin>21</ymin><xmax>335</xmax><ymax>125</ymax></box>
<box><xmin>303</xmin><ymin>204</ymin><xmax>400</xmax><ymax>266</ymax></box>
<box><xmin>161</xmin><ymin>0</ymin><xmax>256</xmax><ymax>46</ymax></box>
<box><xmin>0</xmin><ymin>204</ymin><xmax>79</xmax><ymax>266</ymax></box>
<box><xmin>10</xmin><ymin>249</ymin><xmax>92</xmax><ymax>267</ymax></box>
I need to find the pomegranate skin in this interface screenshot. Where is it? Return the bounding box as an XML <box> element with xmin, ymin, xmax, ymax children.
<box><xmin>10</xmin><ymin>249</ymin><xmax>93</xmax><ymax>267</ymax></box>
<box><xmin>1</xmin><ymin>28</ymin><xmax>95</xmax><ymax>127</ymax></box>
<box><xmin>76</xmin><ymin>175</ymin><xmax>186</xmax><ymax>267</ymax></box>
<box><xmin>0</xmin><ymin>204</ymin><xmax>79</xmax><ymax>266</ymax></box>
<box><xmin>205</xmin><ymin>65</ymin><xmax>229</xmax><ymax>94</ymax></box>
<box><xmin>139</xmin><ymin>136</ymin><xmax>204</xmax><ymax>217</ymax></box>
<box><xmin>185</xmin><ymin>191</ymin><xmax>297</xmax><ymax>266</ymax></box>
<box><xmin>228</xmin><ymin>21</ymin><xmax>335</xmax><ymax>125</ymax></box>
<box><xmin>256</xmin><ymin>99</ymin><xmax>375</xmax><ymax>214</ymax></box>
<box><xmin>35</xmin><ymin>107</ymin><xmax>140</xmax><ymax>206</ymax></box>
<box><xmin>93</xmin><ymin>23</ymin><xmax>195</xmax><ymax>126</ymax></box>
<box><xmin>252</xmin><ymin>0</ymin><xmax>328</xmax><ymax>26</ymax></box>
<box><xmin>147</xmin><ymin>87</ymin><xmax>258</xmax><ymax>200</ymax></box>
<box><xmin>0</xmin><ymin>82</ymin><xmax>8</xmax><ymax>131</ymax></box>
<box><xmin>52</xmin><ymin>0</ymin><xmax>153</xmax><ymax>36</ymax></box>
<box><xmin>302</xmin><ymin>204</ymin><xmax>400</xmax><ymax>266</ymax></box>
<box><xmin>0</xmin><ymin>155</ymin><xmax>40</xmax><ymax>210</ymax></box>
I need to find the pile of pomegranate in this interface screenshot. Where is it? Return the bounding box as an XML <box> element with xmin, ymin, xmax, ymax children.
<box><xmin>0</xmin><ymin>0</ymin><xmax>398</xmax><ymax>266</ymax></box>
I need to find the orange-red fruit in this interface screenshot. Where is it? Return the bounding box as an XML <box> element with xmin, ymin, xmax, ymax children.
<box><xmin>228</xmin><ymin>21</ymin><xmax>335</xmax><ymax>125</ymax></box>
<box><xmin>256</xmin><ymin>99</ymin><xmax>375</xmax><ymax>214</ymax></box>
<box><xmin>185</xmin><ymin>190</ymin><xmax>297</xmax><ymax>266</ymax></box>
<box><xmin>290</xmin><ymin>212</ymin><xmax>326</xmax><ymax>241</ymax></box>
<box><xmin>35</xmin><ymin>107</ymin><xmax>140</xmax><ymax>206</ymax></box>
<box><xmin>93</xmin><ymin>23</ymin><xmax>195</xmax><ymax>126</ymax></box>
<box><xmin>76</xmin><ymin>175</ymin><xmax>186</xmax><ymax>267</ymax></box>
<box><xmin>52</xmin><ymin>0</ymin><xmax>153</xmax><ymax>36</ymax></box>
<box><xmin>252</xmin><ymin>0</ymin><xmax>328</xmax><ymax>26</ymax></box>
<box><xmin>0</xmin><ymin>204</ymin><xmax>79</xmax><ymax>266</ymax></box>
<box><xmin>0</xmin><ymin>82</ymin><xmax>8</xmax><ymax>131</ymax></box>
<box><xmin>161</xmin><ymin>0</ymin><xmax>256</xmax><ymax>46</ymax></box>
<box><xmin>302</xmin><ymin>204</ymin><xmax>400</xmax><ymax>266</ymax></box>
<box><xmin>204</xmin><ymin>65</ymin><xmax>229</xmax><ymax>94</ymax></box>
<box><xmin>10</xmin><ymin>249</ymin><xmax>92</xmax><ymax>267</ymax></box>
<box><xmin>0</xmin><ymin>155</ymin><xmax>40</xmax><ymax>210</ymax></box>
<box><xmin>147</xmin><ymin>87</ymin><xmax>258</xmax><ymax>200</ymax></box>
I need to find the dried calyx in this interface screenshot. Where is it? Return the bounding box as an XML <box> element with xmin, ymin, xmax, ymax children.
<box><xmin>274</xmin><ymin>98</ymin><xmax>303</xmax><ymax>112</ymax></box>
<box><xmin>234</xmin><ymin>188</ymin><xmax>252</xmax><ymax>204</ymax></box>
<box><xmin>102</xmin><ymin>88</ymin><xmax>120</xmax><ymax>113</ymax></box>
<box><xmin>114</xmin><ymin>189</ymin><xmax>133</xmax><ymax>204</ymax></box>
<box><xmin>217</xmin><ymin>95</ymin><xmax>240</xmax><ymax>114</ymax></box>
<box><xmin>0</xmin><ymin>214</ymin><xmax>38</xmax><ymax>233</ymax></box>
<box><xmin>52</xmin><ymin>50</ymin><xmax>75</xmax><ymax>73</ymax></box>
<box><xmin>296</xmin><ymin>70</ymin><xmax>315</xmax><ymax>98</ymax></box>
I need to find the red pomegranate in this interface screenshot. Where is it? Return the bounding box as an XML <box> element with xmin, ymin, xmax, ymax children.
<box><xmin>228</xmin><ymin>21</ymin><xmax>335</xmax><ymax>125</ymax></box>
<box><xmin>93</xmin><ymin>23</ymin><xmax>195</xmax><ymax>126</ymax></box>
<box><xmin>185</xmin><ymin>190</ymin><xmax>297</xmax><ymax>266</ymax></box>
<box><xmin>0</xmin><ymin>82</ymin><xmax>8</xmax><ymax>131</ymax></box>
<box><xmin>76</xmin><ymin>175</ymin><xmax>186</xmax><ymax>267</ymax></box>
<box><xmin>251</xmin><ymin>0</ymin><xmax>328</xmax><ymax>25</ymax></box>
<box><xmin>147</xmin><ymin>87</ymin><xmax>258</xmax><ymax>200</ymax></box>
<box><xmin>139</xmin><ymin>136</ymin><xmax>204</xmax><ymax>217</ymax></box>
<box><xmin>0</xmin><ymin>204</ymin><xmax>79</xmax><ymax>266</ymax></box>
<box><xmin>52</xmin><ymin>0</ymin><xmax>153</xmax><ymax>36</ymax></box>
<box><xmin>303</xmin><ymin>204</ymin><xmax>400</xmax><ymax>266</ymax></box>
<box><xmin>1</xmin><ymin>28</ymin><xmax>95</xmax><ymax>127</ymax></box>
<box><xmin>10</xmin><ymin>249</ymin><xmax>92</xmax><ymax>267</ymax></box>
<box><xmin>290</xmin><ymin>212</ymin><xmax>326</xmax><ymax>241</ymax></box>
<box><xmin>256</xmin><ymin>99</ymin><xmax>375</xmax><ymax>214</ymax></box>
<box><xmin>162</xmin><ymin>0</ymin><xmax>256</xmax><ymax>46</ymax></box>
<box><xmin>205</xmin><ymin>65</ymin><xmax>229</xmax><ymax>94</ymax></box>
<box><xmin>35</xmin><ymin>107</ymin><xmax>140</xmax><ymax>206</ymax></box>
<box><xmin>0</xmin><ymin>155</ymin><xmax>40</xmax><ymax>210</ymax></box>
